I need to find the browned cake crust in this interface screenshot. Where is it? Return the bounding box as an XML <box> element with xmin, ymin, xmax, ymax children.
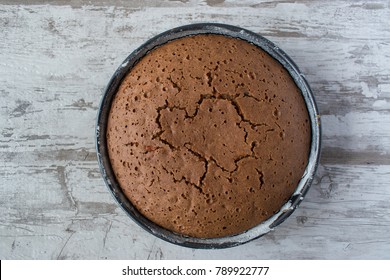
<box><xmin>106</xmin><ymin>34</ymin><xmax>311</xmax><ymax>238</ymax></box>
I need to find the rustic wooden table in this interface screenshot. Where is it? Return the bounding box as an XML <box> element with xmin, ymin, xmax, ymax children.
<box><xmin>1</xmin><ymin>0</ymin><xmax>389</xmax><ymax>259</ymax></box>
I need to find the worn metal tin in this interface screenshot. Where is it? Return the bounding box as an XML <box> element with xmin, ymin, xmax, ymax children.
<box><xmin>96</xmin><ymin>23</ymin><xmax>321</xmax><ymax>249</ymax></box>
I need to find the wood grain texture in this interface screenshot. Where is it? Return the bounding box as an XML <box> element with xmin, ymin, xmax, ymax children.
<box><xmin>1</xmin><ymin>0</ymin><xmax>389</xmax><ymax>259</ymax></box>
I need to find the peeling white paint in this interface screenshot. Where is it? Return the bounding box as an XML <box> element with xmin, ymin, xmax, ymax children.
<box><xmin>373</xmin><ymin>99</ymin><xmax>390</xmax><ymax>109</ymax></box>
<box><xmin>322</xmin><ymin>111</ymin><xmax>390</xmax><ymax>137</ymax></box>
<box><xmin>360</xmin><ymin>81</ymin><xmax>378</xmax><ymax>98</ymax></box>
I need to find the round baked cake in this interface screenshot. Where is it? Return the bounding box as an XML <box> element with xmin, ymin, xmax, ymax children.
<box><xmin>106</xmin><ymin>34</ymin><xmax>311</xmax><ymax>238</ymax></box>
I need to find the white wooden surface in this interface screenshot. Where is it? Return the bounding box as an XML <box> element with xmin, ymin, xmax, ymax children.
<box><xmin>1</xmin><ymin>0</ymin><xmax>390</xmax><ymax>259</ymax></box>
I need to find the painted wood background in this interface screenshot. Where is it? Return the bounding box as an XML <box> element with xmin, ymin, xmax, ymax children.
<box><xmin>1</xmin><ymin>0</ymin><xmax>389</xmax><ymax>259</ymax></box>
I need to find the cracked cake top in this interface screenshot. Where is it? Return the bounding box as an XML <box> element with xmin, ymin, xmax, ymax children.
<box><xmin>106</xmin><ymin>34</ymin><xmax>311</xmax><ymax>238</ymax></box>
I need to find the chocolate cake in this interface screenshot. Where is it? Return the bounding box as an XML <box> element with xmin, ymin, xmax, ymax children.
<box><xmin>106</xmin><ymin>34</ymin><xmax>311</xmax><ymax>238</ymax></box>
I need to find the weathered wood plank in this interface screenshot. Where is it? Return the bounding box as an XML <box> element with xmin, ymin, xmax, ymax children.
<box><xmin>1</xmin><ymin>162</ymin><xmax>389</xmax><ymax>259</ymax></box>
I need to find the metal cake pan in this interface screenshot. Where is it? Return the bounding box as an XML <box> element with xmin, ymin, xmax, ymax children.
<box><xmin>96</xmin><ymin>23</ymin><xmax>321</xmax><ymax>249</ymax></box>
